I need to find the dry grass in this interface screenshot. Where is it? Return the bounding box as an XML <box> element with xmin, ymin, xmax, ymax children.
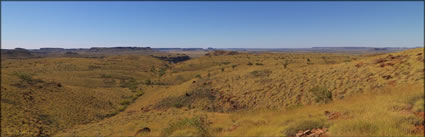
<box><xmin>2</xmin><ymin>48</ymin><xmax>424</xmax><ymax>137</ymax></box>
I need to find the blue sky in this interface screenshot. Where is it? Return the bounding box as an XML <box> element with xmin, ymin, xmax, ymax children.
<box><xmin>1</xmin><ymin>2</ymin><xmax>423</xmax><ymax>49</ymax></box>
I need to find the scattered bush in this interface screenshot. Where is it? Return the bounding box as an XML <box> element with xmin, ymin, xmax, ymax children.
<box><xmin>13</xmin><ymin>72</ymin><xmax>43</xmax><ymax>84</ymax></box>
<box><xmin>118</xmin><ymin>105</ymin><xmax>127</xmax><ymax>112</ymax></box>
<box><xmin>161</xmin><ymin>115</ymin><xmax>210</xmax><ymax>137</ymax></box>
<box><xmin>195</xmin><ymin>74</ymin><xmax>202</xmax><ymax>79</ymax></box>
<box><xmin>135</xmin><ymin>91</ymin><xmax>144</xmax><ymax>97</ymax></box>
<box><xmin>120</xmin><ymin>78</ymin><xmax>138</xmax><ymax>92</ymax></box>
<box><xmin>247</xmin><ymin>62</ymin><xmax>253</xmax><ymax>66</ymax></box>
<box><xmin>155</xmin><ymin>89</ymin><xmax>215</xmax><ymax>110</ymax></box>
<box><xmin>309</xmin><ymin>86</ymin><xmax>332</xmax><ymax>103</ymax></box>
<box><xmin>255</xmin><ymin>63</ymin><xmax>264</xmax><ymax>65</ymax></box>
<box><xmin>120</xmin><ymin>100</ymin><xmax>131</xmax><ymax>106</ymax></box>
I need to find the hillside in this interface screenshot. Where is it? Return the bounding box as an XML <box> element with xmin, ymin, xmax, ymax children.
<box><xmin>1</xmin><ymin>48</ymin><xmax>423</xmax><ymax>137</ymax></box>
<box><xmin>48</xmin><ymin>48</ymin><xmax>424</xmax><ymax>137</ymax></box>
<box><xmin>1</xmin><ymin>55</ymin><xmax>168</xmax><ymax>136</ymax></box>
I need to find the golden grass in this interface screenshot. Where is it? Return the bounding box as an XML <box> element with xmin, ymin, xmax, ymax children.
<box><xmin>2</xmin><ymin>48</ymin><xmax>424</xmax><ymax>137</ymax></box>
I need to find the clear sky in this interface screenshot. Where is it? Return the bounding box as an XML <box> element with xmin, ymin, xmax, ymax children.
<box><xmin>1</xmin><ymin>2</ymin><xmax>423</xmax><ymax>49</ymax></box>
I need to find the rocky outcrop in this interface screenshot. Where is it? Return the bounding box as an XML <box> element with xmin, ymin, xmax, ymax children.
<box><xmin>295</xmin><ymin>128</ymin><xmax>328</xmax><ymax>137</ymax></box>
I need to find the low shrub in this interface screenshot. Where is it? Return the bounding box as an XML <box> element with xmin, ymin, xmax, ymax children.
<box><xmin>309</xmin><ymin>86</ymin><xmax>332</xmax><ymax>103</ymax></box>
<box><xmin>120</xmin><ymin>78</ymin><xmax>138</xmax><ymax>92</ymax></box>
<box><xmin>118</xmin><ymin>105</ymin><xmax>127</xmax><ymax>112</ymax></box>
<box><xmin>161</xmin><ymin>115</ymin><xmax>210</xmax><ymax>137</ymax></box>
<box><xmin>13</xmin><ymin>72</ymin><xmax>43</xmax><ymax>84</ymax></box>
<box><xmin>120</xmin><ymin>100</ymin><xmax>131</xmax><ymax>105</ymax></box>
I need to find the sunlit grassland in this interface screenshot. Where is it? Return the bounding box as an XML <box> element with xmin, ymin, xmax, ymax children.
<box><xmin>2</xmin><ymin>48</ymin><xmax>423</xmax><ymax>137</ymax></box>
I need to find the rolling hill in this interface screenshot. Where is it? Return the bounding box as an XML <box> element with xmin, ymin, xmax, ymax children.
<box><xmin>1</xmin><ymin>48</ymin><xmax>424</xmax><ymax>137</ymax></box>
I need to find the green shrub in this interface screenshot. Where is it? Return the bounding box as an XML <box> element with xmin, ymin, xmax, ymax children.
<box><xmin>15</xmin><ymin>72</ymin><xmax>33</xmax><ymax>81</ymax></box>
<box><xmin>135</xmin><ymin>91</ymin><xmax>144</xmax><ymax>97</ymax></box>
<box><xmin>247</xmin><ymin>62</ymin><xmax>253</xmax><ymax>66</ymax></box>
<box><xmin>281</xmin><ymin>119</ymin><xmax>327</xmax><ymax>137</ymax></box>
<box><xmin>161</xmin><ymin>115</ymin><xmax>210</xmax><ymax>137</ymax></box>
<box><xmin>309</xmin><ymin>86</ymin><xmax>332</xmax><ymax>103</ymax></box>
<box><xmin>118</xmin><ymin>105</ymin><xmax>127</xmax><ymax>112</ymax></box>
<box><xmin>120</xmin><ymin>100</ymin><xmax>131</xmax><ymax>105</ymax></box>
<box><xmin>195</xmin><ymin>74</ymin><xmax>202</xmax><ymax>79</ymax></box>
<box><xmin>120</xmin><ymin>78</ymin><xmax>138</xmax><ymax>92</ymax></box>
<box><xmin>13</xmin><ymin>72</ymin><xmax>43</xmax><ymax>84</ymax></box>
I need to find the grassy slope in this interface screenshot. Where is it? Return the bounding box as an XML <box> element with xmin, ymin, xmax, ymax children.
<box><xmin>1</xmin><ymin>55</ymin><xmax>167</xmax><ymax>136</ymax></box>
<box><xmin>55</xmin><ymin>48</ymin><xmax>424</xmax><ymax>136</ymax></box>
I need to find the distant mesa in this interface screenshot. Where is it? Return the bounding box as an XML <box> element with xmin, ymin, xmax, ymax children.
<box><xmin>205</xmin><ymin>50</ymin><xmax>239</xmax><ymax>56</ymax></box>
<box><xmin>40</xmin><ymin>48</ymin><xmax>65</xmax><ymax>51</ymax></box>
<box><xmin>1</xmin><ymin>48</ymin><xmax>34</xmax><ymax>59</ymax></box>
<box><xmin>89</xmin><ymin>47</ymin><xmax>152</xmax><ymax>52</ymax></box>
